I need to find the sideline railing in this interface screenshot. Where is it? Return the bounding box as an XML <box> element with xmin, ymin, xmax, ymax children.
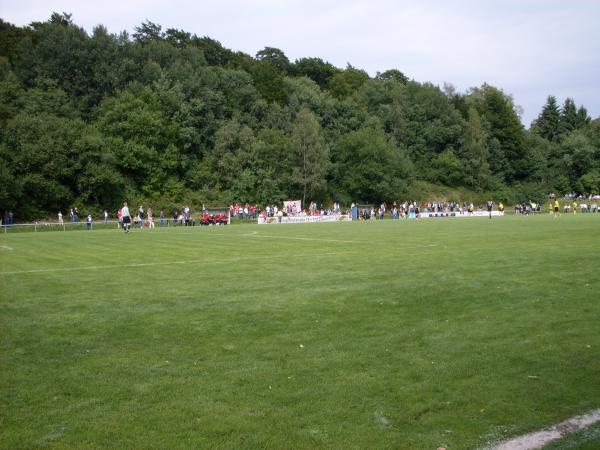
<box><xmin>0</xmin><ymin>218</ymin><xmax>222</xmax><ymax>233</ymax></box>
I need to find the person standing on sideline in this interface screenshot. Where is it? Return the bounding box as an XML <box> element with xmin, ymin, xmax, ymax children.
<box><xmin>554</xmin><ymin>199</ymin><xmax>561</xmax><ymax>218</ymax></box>
<box><xmin>58</xmin><ymin>211</ymin><xmax>63</xmax><ymax>225</ymax></box>
<box><xmin>138</xmin><ymin>205</ymin><xmax>144</xmax><ymax>227</ymax></box>
<box><xmin>147</xmin><ymin>208</ymin><xmax>155</xmax><ymax>229</ymax></box>
<box><xmin>183</xmin><ymin>205</ymin><xmax>190</xmax><ymax>225</ymax></box>
<box><xmin>103</xmin><ymin>209</ymin><xmax>109</xmax><ymax>223</ymax></box>
<box><xmin>121</xmin><ymin>202</ymin><xmax>132</xmax><ymax>233</ymax></box>
<box><xmin>86</xmin><ymin>214</ymin><xmax>93</xmax><ymax>231</ymax></box>
<box><xmin>159</xmin><ymin>211</ymin><xmax>165</xmax><ymax>227</ymax></box>
<box><xmin>487</xmin><ymin>200</ymin><xmax>493</xmax><ymax>219</ymax></box>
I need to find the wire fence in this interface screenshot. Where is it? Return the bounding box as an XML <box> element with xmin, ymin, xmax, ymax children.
<box><xmin>0</xmin><ymin>217</ymin><xmax>229</xmax><ymax>233</ymax></box>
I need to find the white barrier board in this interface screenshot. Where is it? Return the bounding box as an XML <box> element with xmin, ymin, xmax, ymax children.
<box><xmin>258</xmin><ymin>214</ymin><xmax>351</xmax><ymax>224</ymax></box>
<box><xmin>420</xmin><ymin>211</ymin><xmax>504</xmax><ymax>218</ymax></box>
<box><xmin>257</xmin><ymin>211</ymin><xmax>503</xmax><ymax>224</ymax></box>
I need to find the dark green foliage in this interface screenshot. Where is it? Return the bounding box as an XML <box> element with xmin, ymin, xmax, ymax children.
<box><xmin>290</xmin><ymin>108</ymin><xmax>329</xmax><ymax>205</ymax></box>
<box><xmin>132</xmin><ymin>20</ymin><xmax>164</xmax><ymax>43</ymax></box>
<box><xmin>332</xmin><ymin>126</ymin><xmax>410</xmax><ymax>203</ymax></box>
<box><xmin>0</xmin><ymin>70</ymin><xmax>23</xmax><ymax>128</ymax></box>
<box><xmin>560</xmin><ymin>97</ymin><xmax>579</xmax><ymax>134</ymax></box>
<box><xmin>375</xmin><ymin>68</ymin><xmax>408</xmax><ymax>84</ymax></box>
<box><xmin>13</xmin><ymin>18</ymin><xmax>91</xmax><ymax>97</ymax></box>
<box><xmin>327</xmin><ymin>64</ymin><xmax>369</xmax><ymax>98</ymax></box>
<box><xmin>192</xmin><ymin>36</ymin><xmax>234</xmax><ymax>66</ymax></box>
<box><xmin>96</xmin><ymin>83</ymin><xmax>184</xmax><ymax>198</ymax></box>
<box><xmin>531</xmin><ymin>95</ymin><xmax>563</xmax><ymax>142</ymax></box>
<box><xmin>576</xmin><ymin>106</ymin><xmax>591</xmax><ymax>128</ymax></box>
<box><xmin>292</xmin><ymin>57</ymin><xmax>340</xmax><ymax>88</ymax></box>
<box><xmin>164</xmin><ymin>28</ymin><xmax>191</xmax><ymax>48</ymax></box>
<box><xmin>1</xmin><ymin>111</ymin><xmax>83</xmax><ymax>216</ymax></box>
<box><xmin>252</xmin><ymin>60</ymin><xmax>287</xmax><ymax>104</ymax></box>
<box><xmin>255</xmin><ymin>46</ymin><xmax>291</xmax><ymax>74</ymax></box>
<box><xmin>382</xmin><ymin>81</ymin><xmax>465</xmax><ymax>172</ymax></box>
<box><xmin>431</xmin><ymin>149</ymin><xmax>464</xmax><ymax>187</ymax></box>
<box><xmin>0</xmin><ymin>18</ymin><xmax>33</xmax><ymax>61</ymax></box>
<box><xmin>561</xmin><ymin>132</ymin><xmax>597</xmax><ymax>187</ymax></box>
<box><xmin>0</xmin><ymin>14</ymin><xmax>598</xmax><ymax>220</ymax></box>
<box><xmin>470</xmin><ymin>85</ymin><xmax>528</xmax><ymax>182</ymax></box>
<box><xmin>458</xmin><ymin>107</ymin><xmax>490</xmax><ymax>189</ymax></box>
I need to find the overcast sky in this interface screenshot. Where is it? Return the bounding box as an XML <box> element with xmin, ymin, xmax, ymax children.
<box><xmin>1</xmin><ymin>0</ymin><xmax>599</xmax><ymax>126</ymax></box>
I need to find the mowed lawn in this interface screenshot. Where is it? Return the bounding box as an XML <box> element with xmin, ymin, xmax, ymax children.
<box><xmin>1</xmin><ymin>215</ymin><xmax>599</xmax><ymax>450</ymax></box>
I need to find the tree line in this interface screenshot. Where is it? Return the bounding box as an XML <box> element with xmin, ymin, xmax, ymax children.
<box><xmin>0</xmin><ymin>13</ymin><xmax>599</xmax><ymax>219</ymax></box>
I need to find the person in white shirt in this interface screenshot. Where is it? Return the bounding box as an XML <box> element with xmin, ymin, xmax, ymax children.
<box><xmin>121</xmin><ymin>202</ymin><xmax>132</xmax><ymax>233</ymax></box>
<box><xmin>147</xmin><ymin>208</ymin><xmax>155</xmax><ymax>229</ymax></box>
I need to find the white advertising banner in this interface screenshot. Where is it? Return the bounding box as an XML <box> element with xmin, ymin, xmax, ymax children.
<box><xmin>258</xmin><ymin>214</ymin><xmax>351</xmax><ymax>224</ymax></box>
<box><xmin>420</xmin><ymin>211</ymin><xmax>504</xmax><ymax>218</ymax></box>
<box><xmin>258</xmin><ymin>211</ymin><xmax>503</xmax><ymax>224</ymax></box>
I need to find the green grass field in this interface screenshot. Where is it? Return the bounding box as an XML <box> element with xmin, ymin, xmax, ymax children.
<box><xmin>1</xmin><ymin>215</ymin><xmax>600</xmax><ymax>449</ymax></box>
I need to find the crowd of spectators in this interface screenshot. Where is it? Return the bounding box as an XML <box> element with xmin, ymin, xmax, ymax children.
<box><xmin>353</xmin><ymin>200</ymin><xmax>505</xmax><ymax>220</ymax></box>
<box><xmin>114</xmin><ymin>204</ymin><xmax>229</xmax><ymax>228</ymax></box>
<box><xmin>229</xmin><ymin>201</ymin><xmax>344</xmax><ymax>221</ymax></box>
<box><xmin>513</xmin><ymin>202</ymin><xmax>541</xmax><ymax>215</ymax></box>
<box><xmin>230</xmin><ymin>203</ymin><xmax>257</xmax><ymax>220</ymax></box>
<box><xmin>558</xmin><ymin>200</ymin><xmax>599</xmax><ymax>214</ymax></box>
<box><xmin>4</xmin><ymin>192</ymin><xmax>600</xmax><ymax>227</ymax></box>
<box><xmin>549</xmin><ymin>192</ymin><xmax>600</xmax><ymax>201</ymax></box>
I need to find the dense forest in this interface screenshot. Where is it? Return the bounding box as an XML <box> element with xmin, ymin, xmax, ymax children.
<box><xmin>1</xmin><ymin>13</ymin><xmax>599</xmax><ymax>220</ymax></box>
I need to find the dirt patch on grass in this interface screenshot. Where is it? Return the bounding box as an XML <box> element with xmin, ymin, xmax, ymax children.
<box><xmin>489</xmin><ymin>409</ymin><xmax>600</xmax><ymax>449</ymax></box>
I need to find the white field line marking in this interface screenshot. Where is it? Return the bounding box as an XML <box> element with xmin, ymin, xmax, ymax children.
<box><xmin>245</xmin><ymin>234</ymin><xmax>370</xmax><ymax>244</ymax></box>
<box><xmin>64</xmin><ymin>229</ymin><xmax>356</xmax><ymax>243</ymax></box>
<box><xmin>145</xmin><ymin>230</ymin><xmax>357</xmax><ymax>244</ymax></box>
<box><xmin>0</xmin><ymin>228</ymin><xmax>437</xmax><ymax>247</ymax></box>
<box><xmin>133</xmin><ymin>230</ymin><xmax>377</xmax><ymax>244</ymax></box>
<box><xmin>0</xmin><ymin>245</ymin><xmax>13</xmax><ymax>251</ymax></box>
<box><xmin>0</xmin><ymin>251</ymin><xmax>350</xmax><ymax>276</ymax></box>
<box><xmin>243</xmin><ymin>233</ymin><xmax>439</xmax><ymax>248</ymax></box>
<box><xmin>398</xmin><ymin>244</ymin><xmax>438</xmax><ymax>249</ymax></box>
<box><xmin>125</xmin><ymin>231</ymin><xmax>434</xmax><ymax>250</ymax></box>
<box><xmin>488</xmin><ymin>408</ymin><xmax>600</xmax><ymax>450</ymax></box>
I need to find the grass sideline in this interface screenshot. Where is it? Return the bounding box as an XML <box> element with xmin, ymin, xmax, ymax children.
<box><xmin>1</xmin><ymin>215</ymin><xmax>599</xmax><ymax>449</ymax></box>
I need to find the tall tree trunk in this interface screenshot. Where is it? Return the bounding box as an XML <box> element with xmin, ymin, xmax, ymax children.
<box><xmin>302</xmin><ymin>141</ymin><xmax>307</xmax><ymax>208</ymax></box>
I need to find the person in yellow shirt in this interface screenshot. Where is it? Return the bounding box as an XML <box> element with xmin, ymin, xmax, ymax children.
<box><xmin>499</xmin><ymin>202</ymin><xmax>504</xmax><ymax>213</ymax></box>
<box><xmin>554</xmin><ymin>200</ymin><xmax>560</xmax><ymax>217</ymax></box>
<box><xmin>573</xmin><ymin>201</ymin><xmax>578</xmax><ymax>214</ymax></box>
